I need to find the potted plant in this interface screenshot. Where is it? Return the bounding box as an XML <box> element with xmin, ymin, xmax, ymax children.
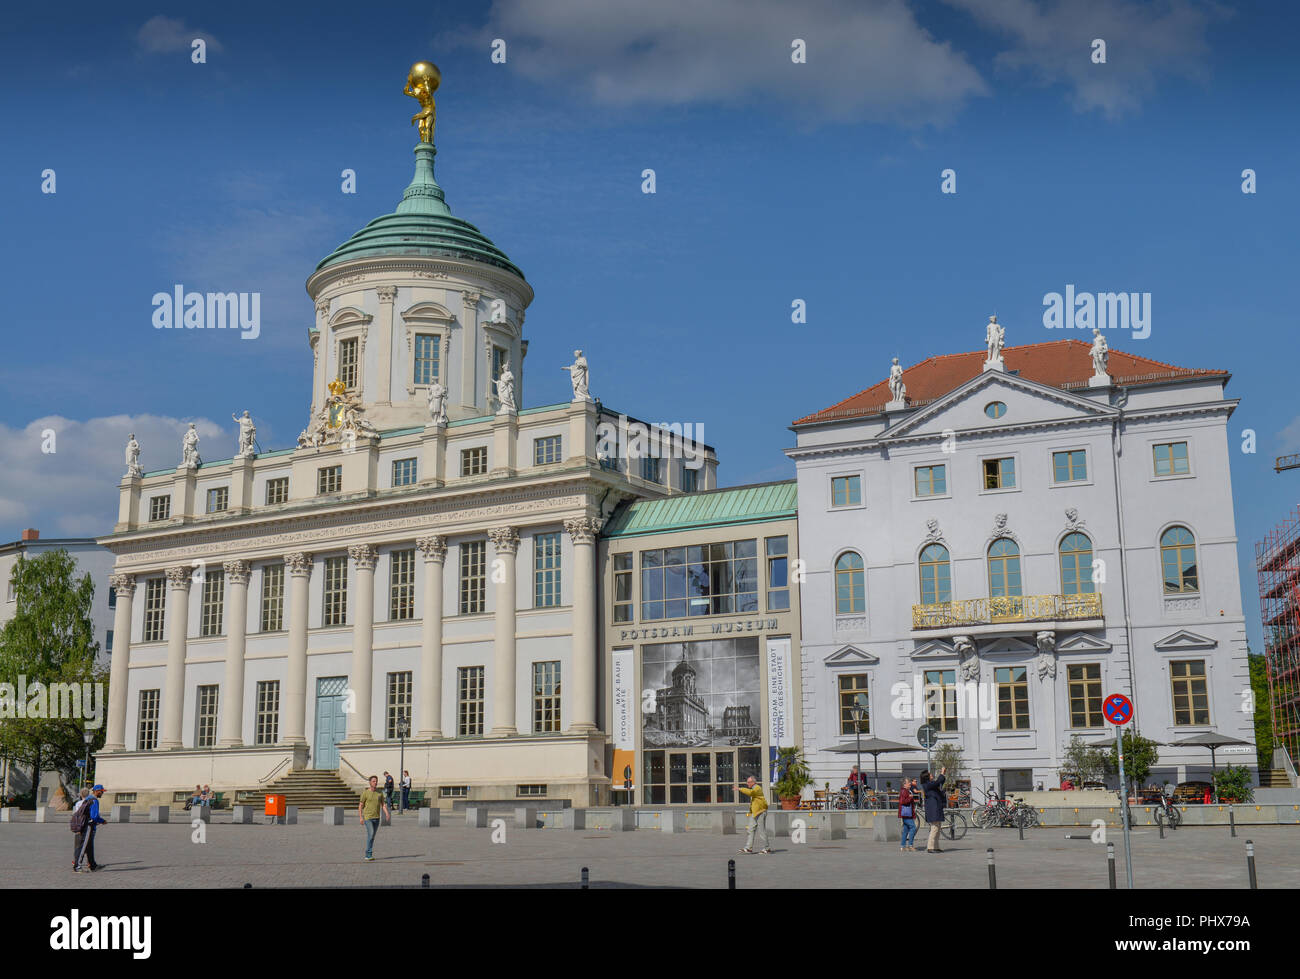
<box><xmin>1213</xmin><ymin>765</ymin><xmax>1254</xmax><ymax>804</ymax></box>
<box><xmin>774</xmin><ymin>746</ymin><xmax>814</xmax><ymax>810</ymax></box>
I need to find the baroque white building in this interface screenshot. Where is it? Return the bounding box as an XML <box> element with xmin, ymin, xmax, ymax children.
<box><xmin>789</xmin><ymin>327</ymin><xmax>1254</xmax><ymax>795</ymax></box>
<box><xmin>95</xmin><ymin>119</ymin><xmax>715</xmax><ymax>808</ymax></box>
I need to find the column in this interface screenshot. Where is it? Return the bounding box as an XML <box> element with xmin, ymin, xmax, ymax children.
<box><xmin>103</xmin><ymin>573</ymin><xmax>136</xmax><ymax>751</ymax></box>
<box><xmin>282</xmin><ymin>552</ymin><xmax>313</xmax><ymax>745</ymax></box>
<box><xmin>565</xmin><ymin>517</ymin><xmax>602</xmax><ymax>733</ymax></box>
<box><xmin>488</xmin><ymin>526</ymin><xmax>520</xmax><ymax>737</ymax></box>
<box><xmin>313</xmin><ymin>298</ymin><xmax>331</xmax><ymax>414</ymax></box>
<box><xmin>160</xmin><ymin>566</ymin><xmax>193</xmax><ymax>749</ymax></box>
<box><xmin>416</xmin><ymin>535</ymin><xmax>447</xmax><ymax>738</ymax></box>
<box><xmin>375</xmin><ymin>285</ymin><xmax>397</xmax><ymax>405</ymax></box>
<box><xmin>219</xmin><ymin>560</ymin><xmax>251</xmax><ymax>747</ymax></box>
<box><xmin>460</xmin><ymin>290</ymin><xmax>480</xmax><ymax>412</ymax></box>
<box><xmin>346</xmin><ymin>544</ymin><xmax>378</xmax><ymax>742</ymax></box>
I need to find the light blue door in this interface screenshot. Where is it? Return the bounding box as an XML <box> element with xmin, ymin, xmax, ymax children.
<box><xmin>314</xmin><ymin>676</ymin><xmax>348</xmax><ymax>770</ymax></box>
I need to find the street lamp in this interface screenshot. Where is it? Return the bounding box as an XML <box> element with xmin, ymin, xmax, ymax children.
<box><xmin>397</xmin><ymin>713</ymin><xmax>410</xmax><ymax>814</ymax></box>
<box><xmin>82</xmin><ymin>730</ymin><xmax>94</xmax><ymax>787</ymax></box>
<box><xmin>850</xmin><ymin>700</ymin><xmax>865</xmax><ymax>805</ymax></box>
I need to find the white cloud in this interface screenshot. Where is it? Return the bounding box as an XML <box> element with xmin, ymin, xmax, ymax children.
<box><xmin>460</xmin><ymin>0</ymin><xmax>988</xmax><ymax>125</ymax></box>
<box><xmin>136</xmin><ymin>15</ymin><xmax>223</xmax><ymax>54</ymax></box>
<box><xmin>943</xmin><ymin>0</ymin><xmax>1226</xmax><ymax>118</ymax></box>
<box><xmin>0</xmin><ymin>414</ymin><xmax>228</xmax><ymax>538</ymax></box>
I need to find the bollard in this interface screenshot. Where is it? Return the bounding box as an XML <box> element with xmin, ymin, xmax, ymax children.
<box><xmin>1018</xmin><ymin>819</ymin><xmax>1024</xmax><ymax>841</ymax></box>
<box><xmin>986</xmin><ymin>849</ymin><xmax>996</xmax><ymax>890</ymax></box>
<box><xmin>1246</xmin><ymin>841</ymin><xmax>1257</xmax><ymax>889</ymax></box>
<box><xmin>1157</xmin><ymin>816</ymin><xmax>1164</xmax><ymax>839</ymax></box>
<box><xmin>1228</xmin><ymin>805</ymin><xmax>1236</xmax><ymax>838</ymax></box>
<box><xmin>581</xmin><ymin>866</ymin><xmax>589</xmax><ymax>890</ymax></box>
<box><xmin>421</xmin><ymin>873</ymin><xmax>430</xmax><ymax>889</ymax></box>
<box><xmin>728</xmin><ymin>858</ymin><xmax>736</xmax><ymax>890</ymax></box>
<box><xmin>1107</xmin><ymin>843</ymin><xmax>1117</xmax><ymax>889</ymax></box>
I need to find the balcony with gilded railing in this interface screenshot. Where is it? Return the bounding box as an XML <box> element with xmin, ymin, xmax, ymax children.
<box><xmin>912</xmin><ymin>593</ymin><xmax>1103</xmax><ymax>630</ymax></box>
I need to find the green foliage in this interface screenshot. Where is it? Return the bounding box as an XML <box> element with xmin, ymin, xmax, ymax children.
<box><xmin>0</xmin><ymin>551</ymin><xmax>107</xmax><ymax>792</ymax></box>
<box><xmin>1213</xmin><ymin>764</ymin><xmax>1254</xmax><ymax>803</ymax></box>
<box><xmin>773</xmin><ymin>746</ymin><xmax>814</xmax><ymax>799</ymax></box>
<box><xmin>1248</xmin><ymin>653</ymin><xmax>1275</xmax><ymax>771</ymax></box>
<box><xmin>1059</xmin><ymin>734</ymin><xmax>1109</xmax><ymax>785</ymax></box>
<box><xmin>1107</xmin><ymin>729</ymin><xmax>1160</xmax><ymax>786</ymax></box>
<box><xmin>933</xmin><ymin>742</ymin><xmax>963</xmax><ymax>780</ymax></box>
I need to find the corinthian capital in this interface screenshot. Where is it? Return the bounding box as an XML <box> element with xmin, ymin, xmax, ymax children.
<box><xmin>108</xmin><ymin>573</ymin><xmax>137</xmax><ymax>596</ymax></box>
<box><xmin>376</xmin><ymin>285</ymin><xmax>397</xmax><ymax>304</ymax></box>
<box><xmin>222</xmin><ymin>560</ymin><xmax>252</xmax><ymax>585</ymax></box>
<box><xmin>564</xmin><ymin>516</ymin><xmax>603</xmax><ymax>545</ymax></box>
<box><xmin>315</xmin><ymin>298</ymin><xmax>331</xmax><ymax>319</ymax></box>
<box><xmin>165</xmin><ymin>566</ymin><xmax>194</xmax><ymax>589</ymax></box>
<box><xmin>417</xmin><ymin>535</ymin><xmax>448</xmax><ymax>562</ymax></box>
<box><xmin>488</xmin><ymin>526</ymin><xmax>520</xmax><ymax>555</ymax></box>
<box><xmin>461</xmin><ymin>290</ymin><xmax>481</xmax><ymax>308</ymax></box>
<box><xmin>348</xmin><ymin>544</ymin><xmax>379</xmax><ymax>570</ymax></box>
<box><xmin>284</xmin><ymin>552</ymin><xmax>314</xmax><ymax>577</ymax></box>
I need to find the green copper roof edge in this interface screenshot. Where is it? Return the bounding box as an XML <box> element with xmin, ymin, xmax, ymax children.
<box><xmin>601</xmin><ymin>509</ymin><xmax>797</xmax><ymax>539</ymax></box>
<box><xmin>601</xmin><ymin>480</ymin><xmax>798</xmax><ymax>538</ymax></box>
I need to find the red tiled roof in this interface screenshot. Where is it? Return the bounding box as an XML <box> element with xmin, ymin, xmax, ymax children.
<box><xmin>793</xmin><ymin>340</ymin><xmax>1229</xmax><ymax>427</ymax></box>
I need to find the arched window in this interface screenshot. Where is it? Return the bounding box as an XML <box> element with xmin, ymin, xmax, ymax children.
<box><xmin>1160</xmin><ymin>526</ymin><xmax>1198</xmax><ymax>594</ymax></box>
<box><xmin>919</xmin><ymin>544</ymin><xmax>952</xmax><ymax>605</ymax></box>
<box><xmin>835</xmin><ymin>551</ymin><xmax>865</xmax><ymax>614</ymax></box>
<box><xmin>987</xmin><ymin>538</ymin><xmax>1022</xmax><ymax>597</ymax></box>
<box><xmin>1059</xmin><ymin>533</ymin><xmax>1094</xmax><ymax>595</ymax></box>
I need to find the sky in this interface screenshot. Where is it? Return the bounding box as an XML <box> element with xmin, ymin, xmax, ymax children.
<box><xmin>1</xmin><ymin>0</ymin><xmax>1297</xmax><ymax>654</ymax></box>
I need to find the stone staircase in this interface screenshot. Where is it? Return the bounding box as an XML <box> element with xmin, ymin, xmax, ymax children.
<box><xmin>1258</xmin><ymin>768</ymin><xmax>1293</xmax><ymax>789</ymax></box>
<box><xmin>235</xmin><ymin>769</ymin><xmax>361</xmax><ymax>812</ymax></box>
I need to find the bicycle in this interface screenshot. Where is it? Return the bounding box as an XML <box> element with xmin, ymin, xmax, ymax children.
<box><xmin>1010</xmin><ymin>800</ymin><xmax>1040</xmax><ymax>829</ymax></box>
<box><xmin>1153</xmin><ymin>791</ymin><xmax>1182</xmax><ymax>830</ymax></box>
<box><xmin>941</xmin><ymin>808</ymin><xmax>969</xmax><ymax>840</ymax></box>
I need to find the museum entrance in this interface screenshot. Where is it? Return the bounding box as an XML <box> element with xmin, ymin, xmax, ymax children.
<box><xmin>642</xmin><ymin>746</ymin><xmax>763</xmax><ymax>804</ymax></box>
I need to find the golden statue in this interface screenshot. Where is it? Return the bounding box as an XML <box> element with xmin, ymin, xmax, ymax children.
<box><xmin>404</xmin><ymin>61</ymin><xmax>441</xmax><ymax>143</ymax></box>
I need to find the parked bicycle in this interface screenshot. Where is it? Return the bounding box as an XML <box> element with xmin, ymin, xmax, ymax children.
<box><xmin>1153</xmin><ymin>790</ymin><xmax>1182</xmax><ymax>830</ymax></box>
<box><xmin>940</xmin><ymin>808</ymin><xmax>969</xmax><ymax>840</ymax></box>
<box><xmin>971</xmin><ymin>794</ymin><xmax>1038</xmax><ymax>829</ymax></box>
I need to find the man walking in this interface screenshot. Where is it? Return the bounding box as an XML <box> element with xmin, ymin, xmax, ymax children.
<box><xmin>70</xmin><ymin>788</ymin><xmax>91</xmax><ymax>873</ymax></box>
<box><xmin>358</xmin><ymin>775</ymin><xmax>390</xmax><ymax>862</ymax></box>
<box><xmin>75</xmin><ymin>784</ymin><xmax>108</xmax><ymax>872</ymax></box>
<box><xmin>737</xmin><ymin>775</ymin><xmax>771</xmax><ymax>855</ymax></box>
<box><xmin>919</xmin><ymin>767</ymin><xmax>947</xmax><ymax>853</ymax></box>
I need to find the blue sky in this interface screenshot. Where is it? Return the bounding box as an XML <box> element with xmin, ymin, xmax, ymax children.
<box><xmin>1</xmin><ymin>1</ymin><xmax>1297</xmax><ymax>653</ymax></box>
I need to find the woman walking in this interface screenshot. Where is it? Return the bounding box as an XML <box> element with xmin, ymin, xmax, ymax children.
<box><xmin>898</xmin><ymin>777</ymin><xmax>918</xmax><ymax>851</ymax></box>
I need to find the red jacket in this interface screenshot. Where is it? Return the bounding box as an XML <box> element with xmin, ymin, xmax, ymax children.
<box><xmin>898</xmin><ymin>788</ymin><xmax>915</xmax><ymax>818</ymax></box>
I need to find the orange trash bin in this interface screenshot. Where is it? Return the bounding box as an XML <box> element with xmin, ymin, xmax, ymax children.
<box><xmin>265</xmin><ymin>794</ymin><xmax>286</xmax><ymax>817</ymax></box>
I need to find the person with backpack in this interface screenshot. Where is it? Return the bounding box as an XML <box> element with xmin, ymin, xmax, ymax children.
<box><xmin>898</xmin><ymin>777</ymin><xmax>918</xmax><ymax>852</ymax></box>
<box><xmin>73</xmin><ymin>784</ymin><xmax>107</xmax><ymax>872</ymax></box>
<box><xmin>70</xmin><ymin>788</ymin><xmax>91</xmax><ymax>872</ymax></box>
<box><xmin>383</xmin><ymin>772</ymin><xmax>395</xmax><ymax>808</ymax></box>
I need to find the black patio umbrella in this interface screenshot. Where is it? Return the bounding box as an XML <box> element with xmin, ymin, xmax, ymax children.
<box><xmin>823</xmin><ymin>738</ymin><xmax>913</xmax><ymax>792</ymax></box>
<box><xmin>1165</xmin><ymin>732</ymin><xmax>1254</xmax><ymax>801</ymax></box>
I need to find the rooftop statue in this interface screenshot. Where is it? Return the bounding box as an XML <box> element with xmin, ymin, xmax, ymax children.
<box><xmin>405</xmin><ymin>61</ymin><xmax>440</xmax><ymax>144</ymax></box>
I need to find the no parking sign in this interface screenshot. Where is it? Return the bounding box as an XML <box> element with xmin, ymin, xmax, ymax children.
<box><xmin>1103</xmin><ymin>693</ymin><xmax>1132</xmax><ymax>725</ymax></box>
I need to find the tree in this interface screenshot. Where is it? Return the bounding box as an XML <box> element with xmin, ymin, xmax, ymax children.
<box><xmin>1106</xmin><ymin>729</ymin><xmax>1160</xmax><ymax>787</ymax></box>
<box><xmin>933</xmin><ymin>743</ymin><xmax>964</xmax><ymax>780</ymax></box>
<box><xmin>0</xmin><ymin>550</ymin><xmax>106</xmax><ymax>800</ymax></box>
<box><xmin>1059</xmin><ymin>734</ymin><xmax>1108</xmax><ymax>786</ymax></box>
<box><xmin>1247</xmin><ymin>652</ymin><xmax>1275</xmax><ymax>771</ymax></box>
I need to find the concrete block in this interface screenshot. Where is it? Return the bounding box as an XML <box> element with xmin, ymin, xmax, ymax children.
<box><xmin>418</xmin><ymin>807</ymin><xmax>441</xmax><ymax>827</ymax></box>
<box><xmin>563</xmin><ymin>809</ymin><xmax>587</xmax><ymax>830</ymax></box>
<box><xmin>148</xmin><ymin>805</ymin><xmax>169</xmax><ymax>823</ymax></box>
<box><xmin>284</xmin><ymin>806</ymin><xmax>299</xmax><ymax>825</ymax></box>
<box><xmin>660</xmin><ymin>809</ymin><xmax>686</xmax><ymax>833</ymax></box>
<box><xmin>0</xmin><ymin>807</ymin><xmax>17</xmax><ymax>822</ymax></box>
<box><xmin>815</xmin><ymin>812</ymin><xmax>846</xmax><ymax>841</ymax></box>
<box><xmin>872</xmin><ymin>815</ymin><xmax>901</xmax><ymax>842</ymax></box>
<box><xmin>514</xmin><ymin>806</ymin><xmax>539</xmax><ymax>828</ymax></box>
<box><xmin>190</xmin><ymin>806</ymin><xmax>210</xmax><ymax>823</ymax></box>
<box><xmin>111</xmin><ymin>805</ymin><xmax>131</xmax><ymax>823</ymax></box>
<box><xmin>466</xmin><ymin>805</ymin><xmax>488</xmax><ymax>828</ymax></box>
<box><xmin>323</xmin><ymin>806</ymin><xmax>345</xmax><ymax>825</ymax></box>
<box><xmin>35</xmin><ymin>807</ymin><xmax>56</xmax><ymax>823</ymax></box>
<box><xmin>768</xmin><ymin>811</ymin><xmax>793</xmax><ymax>837</ymax></box>
<box><xmin>709</xmin><ymin>809</ymin><xmax>737</xmax><ymax>835</ymax></box>
<box><xmin>232</xmin><ymin>806</ymin><xmax>254</xmax><ymax>824</ymax></box>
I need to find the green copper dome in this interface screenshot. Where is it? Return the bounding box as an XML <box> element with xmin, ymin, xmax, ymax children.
<box><xmin>314</xmin><ymin>144</ymin><xmax>524</xmax><ymax>280</ymax></box>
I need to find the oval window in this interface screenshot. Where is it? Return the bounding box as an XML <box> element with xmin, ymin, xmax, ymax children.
<box><xmin>985</xmin><ymin>401</ymin><xmax>1007</xmax><ymax>419</ymax></box>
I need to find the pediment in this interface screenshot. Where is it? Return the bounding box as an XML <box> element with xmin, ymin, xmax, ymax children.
<box><xmin>978</xmin><ymin>635</ymin><xmax>1038</xmax><ymax>656</ymax></box>
<box><xmin>910</xmin><ymin>639</ymin><xmax>956</xmax><ymax>659</ymax></box>
<box><xmin>400</xmin><ymin>301</ymin><xmax>454</xmax><ymax>323</ymax></box>
<box><xmin>1056</xmin><ymin>631</ymin><xmax>1113</xmax><ymax>653</ymax></box>
<box><xmin>328</xmin><ymin>306</ymin><xmax>372</xmax><ymax>329</ymax></box>
<box><xmin>824</xmin><ymin>645</ymin><xmax>880</xmax><ymax>665</ymax></box>
<box><xmin>1153</xmin><ymin>630</ymin><xmax>1217</xmax><ymax>652</ymax></box>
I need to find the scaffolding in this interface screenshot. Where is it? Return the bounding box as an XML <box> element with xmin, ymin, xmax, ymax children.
<box><xmin>1257</xmin><ymin>506</ymin><xmax>1300</xmax><ymax>767</ymax></box>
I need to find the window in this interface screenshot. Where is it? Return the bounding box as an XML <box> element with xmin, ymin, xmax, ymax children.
<box><xmin>318</xmin><ymin>465</ymin><xmax>342</xmax><ymax>495</ymax></box>
<box><xmin>642</xmin><ymin>746</ymin><xmax>761</xmax><ymax>805</ymax></box>
<box><xmin>534</xmin><ymin>436</ymin><xmax>561</xmax><ymax>466</ymax></box>
<box><xmin>260</xmin><ymin>563</ymin><xmax>285</xmax><ymax>631</ymax></box>
<box><xmin>681</xmin><ymin>466</ymin><xmax>698</xmax><ymax>493</ymax></box>
<box><xmin>106</xmin><ymin>629</ymin><xmax>113</xmax><ymax>653</ymax></box>
<box><xmin>766</xmin><ymin>536</ymin><xmax>790</xmax><ymax>611</ymax></box>
<box><xmin>919</xmin><ymin>544</ymin><xmax>952</xmax><ymax>605</ymax></box>
<box><xmin>517</xmin><ymin>784</ymin><xmax>547</xmax><ymax>797</ymax></box>
<box><xmin>838</xmin><ymin>675</ymin><xmax>869</xmax><ymax>735</ymax></box>
<box><xmin>413</xmin><ymin>333</ymin><xmax>439</xmax><ymax>386</ymax></box>
<box><xmin>265</xmin><ymin>477</ymin><xmax>288</xmax><ymax>505</ymax></box>
<box><xmin>389</xmin><ymin>549</ymin><xmax>416</xmax><ymax>620</ymax></box>
<box><xmin>195</xmin><ymin>685</ymin><xmax>219</xmax><ymax>748</ymax></box>
<box><xmin>983</xmin><ymin>457</ymin><xmax>1016</xmax><ymax>490</ymax></box>
<box><xmin>439</xmin><ymin>785</ymin><xmax>469</xmax><ymax>799</ymax></box>
<box><xmin>323</xmin><ymin>556</ymin><xmax>348</xmax><ymax>626</ymax></box>
<box><xmin>143</xmin><ymin>577</ymin><xmax>166</xmax><ymax>642</ymax></box>
<box><xmin>985</xmin><ymin>401</ymin><xmax>1008</xmax><ymax>419</ymax></box>
<box><xmin>1153</xmin><ymin>441</ymin><xmax>1190</xmax><ymax>477</ymax></box>
<box><xmin>137</xmin><ymin>689</ymin><xmax>160</xmax><ymax>751</ymax></box>
<box><xmin>988</xmin><ymin>539</ymin><xmax>1022</xmax><ymax>597</ymax></box>
<box><xmin>461</xmin><ymin>447</ymin><xmax>487</xmax><ymax>477</ymax></box>
<box><xmin>108</xmin><ymin>588</ymin><xmax>116</xmax><ymax>609</ymax></box>
<box><xmin>915</xmin><ymin>464</ymin><xmax>947</xmax><ymax>497</ymax></box>
<box><xmin>996</xmin><ymin>666</ymin><xmax>1029</xmax><ymax>730</ymax></box>
<box><xmin>835</xmin><ymin>551</ymin><xmax>865</xmax><ymax>614</ymax></box>
<box><xmin>831</xmin><ymin>475</ymin><xmax>861</xmax><ymax>507</ymax></box>
<box><xmin>640</xmin><ymin>456</ymin><xmax>661</xmax><ymax>483</ymax></box>
<box><xmin>613</xmin><ymin>553</ymin><xmax>633</xmax><ymax>623</ymax></box>
<box><xmin>1059</xmin><ymin>533</ymin><xmax>1095</xmax><ymax>595</ymax></box>
<box><xmin>1160</xmin><ymin>526</ymin><xmax>1198</xmax><ymax>594</ymax></box>
<box><xmin>392</xmin><ymin>458</ymin><xmax>417</xmax><ymax>487</ymax></box>
<box><xmin>1171</xmin><ymin>660</ymin><xmax>1210</xmax><ymax>725</ymax></box>
<box><xmin>200</xmin><ymin>569</ymin><xmax>225</xmax><ymax>637</ymax></box>
<box><xmin>458</xmin><ymin>666</ymin><xmax>485</xmax><ymax>736</ymax></box>
<box><xmin>533</xmin><ymin>661</ymin><xmax>561</xmax><ymax>733</ymax></box>
<box><xmin>923</xmin><ymin>669</ymin><xmax>959</xmax><ymax>732</ymax></box>
<box><xmin>491</xmin><ymin>345</ymin><xmax>508</xmax><ymax>385</ymax></box>
<box><xmin>1053</xmin><ymin>450</ymin><xmax>1087</xmax><ymax>483</ymax></box>
<box><xmin>640</xmin><ymin>540</ymin><xmax>758</xmax><ymax>620</ymax></box>
<box><xmin>1068</xmin><ymin>664</ymin><xmax>1103</xmax><ymax>728</ymax></box>
<box><xmin>534</xmin><ymin>532</ymin><xmax>562</xmax><ymax>608</ymax></box>
<box><xmin>206</xmin><ymin>487</ymin><xmax>229</xmax><ymax>514</ymax></box>
<box><xmin>459</xmin><ymin>540</ymin><xmax>486</xmax><ymax>614</ymax></box>
<box><xmin>339</xmin><ymin>337</ymin><xmax>358</xmax><ymax>390</ymax></box>
<box><xmin>255</xmin><ymin>680</ymin><xmax>280</xmax><ymax>745</ymax></box>
<box><xmin>385</xmin><ymin>672</ymin><xmax>413</xmax><ymax>739</ymax></box>
<box><xmin>149</xmin><ymin>495</ymin><xmax>171</xmax><ymax>521</ymax></box>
